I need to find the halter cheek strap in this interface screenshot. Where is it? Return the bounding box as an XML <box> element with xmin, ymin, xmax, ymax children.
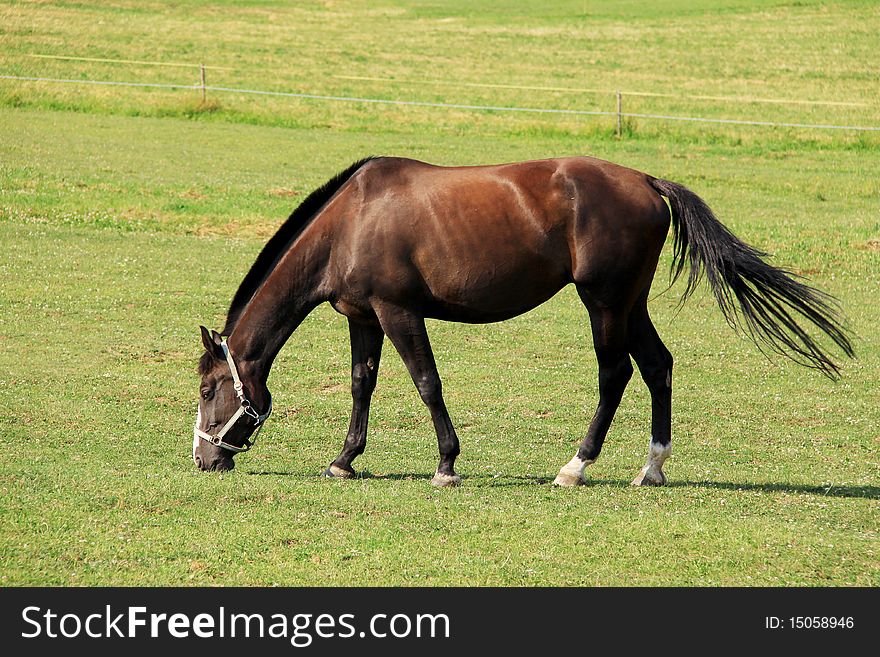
<box><xmin>194</xmin><ymin>340</ymin><xmax>272</xmax><ymax>453</ymax></box>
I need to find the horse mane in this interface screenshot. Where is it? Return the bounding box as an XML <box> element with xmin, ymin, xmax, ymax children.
<box><xmin>219</xmin><ymin>156</ymin><xmax>376</xmax><ymax>338</ymax></box>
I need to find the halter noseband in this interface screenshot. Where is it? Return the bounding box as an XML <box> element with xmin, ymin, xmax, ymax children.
<box><xmin>194</xmin><ymin>340</ymin><xmax>272</xmax><ymax>453</ymax></box>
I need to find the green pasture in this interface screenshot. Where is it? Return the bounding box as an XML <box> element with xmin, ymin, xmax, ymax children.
<box><xmin>2</xmin><ymin>0</ymin><xmax>879</xmax><ymax>144</ymax></box>
<box><xmin>0</xmin><ymin>1</ymin><xmax>877</xmax><ymax>586</ymax></box>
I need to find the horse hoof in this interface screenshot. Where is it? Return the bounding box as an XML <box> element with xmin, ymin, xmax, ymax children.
<box><xmin>552</xmin><ymin>472</ymin><xmax>586</xmax><ymax>487</ymax></box>
<box><xmin>631</xmin><ymin>467</ymin><xmax>666</xmax><ymax>486</ymax></box>
<box><xmin>324</xmin><ymin>464</ymin><xmax>356</xmax><ymax>479</ymax></box>
<box><xmin>431</xmin><ymin>472</ymin><xmax>461</xmax><ymax>488</ymax></box>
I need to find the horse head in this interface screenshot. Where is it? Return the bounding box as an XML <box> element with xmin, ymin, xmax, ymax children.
<box><xmin>193</xmin><ymin>326</ymin><xmax>272</xmax><ymax>471</ymax></box>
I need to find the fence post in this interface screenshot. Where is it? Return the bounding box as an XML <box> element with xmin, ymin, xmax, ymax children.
<box><xmin>200</xmin><ymin>63</ymin><xmax>206</xmax><ymax>103</ymax></box>
<box><xmin>616</xmin><ymin>90</ymin><xmax>622</xmax><ymax>138</ymax></box>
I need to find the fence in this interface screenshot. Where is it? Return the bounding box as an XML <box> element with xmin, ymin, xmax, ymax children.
<box><xmin>3</xmin><ymin>54</ymin><xmax>879</xmax><ymax>135</ymax></box>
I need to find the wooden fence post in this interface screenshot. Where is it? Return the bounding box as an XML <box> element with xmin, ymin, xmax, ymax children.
<box><xmin>616</xmin><ymin>90</ymin><xmax>622</xmax><ymax>138</ymax></box>
<box><xmin>200</xmin><ymin>63</ymin><xmax>206</xmax><ymax>102</ymax></box>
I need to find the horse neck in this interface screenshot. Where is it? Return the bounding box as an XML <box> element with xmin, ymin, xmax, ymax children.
<box><xmin>226</xmin><ymin>232</ymin><xmax>331</xmax><ymax>382</ymax></box>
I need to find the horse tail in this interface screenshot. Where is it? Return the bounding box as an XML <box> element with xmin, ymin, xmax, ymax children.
<box><xmin>649</xmin><ymin>177</ymin><xmax>854</xmax><ymax>378</ymax></box>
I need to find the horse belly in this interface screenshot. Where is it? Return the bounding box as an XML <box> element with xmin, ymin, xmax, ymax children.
<box><xmin>416</xmin><ymin>251</ymin><xmax>568</xmax><ymax>323</ymax></box>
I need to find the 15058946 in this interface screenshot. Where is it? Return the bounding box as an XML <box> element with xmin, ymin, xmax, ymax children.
<box><xmin>789</xmin><ymin>617</ymin><xmax>855</xmax><ymax>630</ymax></box>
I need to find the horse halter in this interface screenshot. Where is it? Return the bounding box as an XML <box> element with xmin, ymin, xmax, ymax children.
<box><xmin>194</xmin><ymin>340</ymin><xmax>272</xmax><ymax>453</ymax></box>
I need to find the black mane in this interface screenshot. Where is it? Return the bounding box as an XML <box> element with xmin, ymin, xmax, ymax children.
<box><xmin>219</xmin><ymin>156</ymin><xmax>376</xmax><ymax>337</ymax></box>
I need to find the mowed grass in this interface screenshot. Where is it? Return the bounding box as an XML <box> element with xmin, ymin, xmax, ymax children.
<box><xmin>0</xmin><ymin>1</ymin><xmax>878</xmax><ymax>586</ymax></box>
<box><xmin>2</xmin><ymin>1</ymin><xmax>879</xmax><ymax>143</ymax></box>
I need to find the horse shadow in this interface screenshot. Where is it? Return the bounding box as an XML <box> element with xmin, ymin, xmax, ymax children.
<box><xmin>246</xmin><ymin>470</ymin><xmax>877</xmax><ymax>499</ymax></box>
<box><xmin>664</xmin><ymin>479</ymin><xmax>879</xmax><ymax>500</ymax></box>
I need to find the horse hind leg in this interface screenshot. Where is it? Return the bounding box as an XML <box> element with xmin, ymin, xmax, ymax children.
<box><xmin>626</xmin><ymin>297</ymin><xmax>673</xmax><ymax>486</ymax></box>
<box><xmin>554</xmin><ymin>292</ymin><xmax>633</xmax><ymax>486</ymax></box>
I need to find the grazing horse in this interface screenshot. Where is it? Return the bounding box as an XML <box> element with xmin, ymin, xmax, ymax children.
<box><xmin>193</xmin><ymin>156</ymin><xmax>852</xmax><ymax>486</ymax></box>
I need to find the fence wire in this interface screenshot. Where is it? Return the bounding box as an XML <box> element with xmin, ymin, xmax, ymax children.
<box><xmin>2</xmin><ymin>73</ymin><xmax>878</xmax><ymax>133</ymax></box>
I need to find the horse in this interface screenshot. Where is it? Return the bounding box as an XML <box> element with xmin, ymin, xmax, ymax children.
<box><xmin>193</xmin><ymin>156</ymin><xmax>853</xmax><ymax>487</ymax></box>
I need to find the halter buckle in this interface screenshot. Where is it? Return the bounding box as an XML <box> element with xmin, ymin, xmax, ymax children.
<box><xmin>242</xmin><ymin>403</ymin><xmax>261</xmax><ymax>421</ymax></box>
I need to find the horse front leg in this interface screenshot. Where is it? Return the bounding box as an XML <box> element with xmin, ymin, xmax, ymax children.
<box><xmin>373</xmin><ymin>302</ymin><xmax>461</xmax><ymax>487</ymax></box>
<box><xmin>325</xmin><ymin>320</ymin><xmax>384</xmax><ymax>479</ymax></box>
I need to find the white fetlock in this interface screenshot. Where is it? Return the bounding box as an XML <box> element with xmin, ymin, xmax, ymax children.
<box><xmin>631</xmin><ymin>439</ymin><xmax>670</xmax><ymax>486</ymax></box>
<box><xmin>431</xmin><ymin>471</ymin><xmax>461</xmax><ymax>487</ymax></box>
<box><xmin>552</xmin><ymin>455</ymin><xmax>593</xmax><ymax>487</ymax></box>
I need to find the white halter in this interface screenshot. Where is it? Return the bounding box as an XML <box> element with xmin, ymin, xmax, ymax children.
<box><xmin>194</xmin><ymin>340</ymin><xmax>272</xmax><ymax>453</ymax></box>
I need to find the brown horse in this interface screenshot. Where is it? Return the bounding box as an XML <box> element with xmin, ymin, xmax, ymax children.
<box><xmin>193</xmin><ymin>156</ymin><xmax>852</xmax><ymax>486</ymax></box>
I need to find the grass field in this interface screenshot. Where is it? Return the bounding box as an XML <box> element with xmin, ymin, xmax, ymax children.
<box><xmin>1</xmin><ymin>1</ymin><xmax>877</xmax><ymax>586</ymax></box>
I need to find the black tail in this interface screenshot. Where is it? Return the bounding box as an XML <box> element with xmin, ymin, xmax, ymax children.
<box><xmin>650</xmin><ymin>178</ymin><xmax>854</xmax><ymax>378</ymax></box>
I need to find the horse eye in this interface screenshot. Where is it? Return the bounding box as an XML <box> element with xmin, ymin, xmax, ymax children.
<box><xmin>201</xmin><ymin>389</ymin><xmax>214</xmax><ymax>401</ymax></box>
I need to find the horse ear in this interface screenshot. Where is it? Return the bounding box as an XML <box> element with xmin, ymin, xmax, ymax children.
<box><xmin>200</xmin><ymin>325</ymin><xmax>225</xmax><ymax>359</ymax></box>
